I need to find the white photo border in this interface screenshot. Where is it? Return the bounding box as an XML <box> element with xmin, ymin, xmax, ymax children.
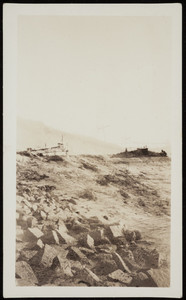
<box><xmin>3</xmin><ymin>3</ymin><xmax>182</xmax><ymax>298</ymax></box>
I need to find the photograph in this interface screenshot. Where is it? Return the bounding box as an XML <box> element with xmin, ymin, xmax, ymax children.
<box><xmin>3</xmin><ymin>3</ymin><xmax>182</xmax><ymax>298</ymax></box>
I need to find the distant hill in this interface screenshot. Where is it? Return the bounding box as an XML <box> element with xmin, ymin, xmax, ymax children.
<box><xmin>16</xmin><ymin>117</ymin><xmax>123</xmax><ymax>155</ymax></box>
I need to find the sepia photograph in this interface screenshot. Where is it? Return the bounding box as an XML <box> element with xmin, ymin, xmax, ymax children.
<box><xmin>3</xmin><ymin>4</ymin><xmax>182</xmax><ymax>298</ymax></box>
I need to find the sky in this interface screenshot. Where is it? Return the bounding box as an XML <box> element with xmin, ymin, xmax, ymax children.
<box><xmin>17</xmin><ymin>16</ymin><xmax>172</xmax><ymax>150</ymax></box>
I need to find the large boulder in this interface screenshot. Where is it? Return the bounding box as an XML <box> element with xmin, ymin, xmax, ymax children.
<box><xmin>52</xmin><ymin>254</ymin><xmax>74</xmax><ymax>277</ymax></box>
<box><xmin>108</xmin><ymin>269</ymin><xmax>133</xmax><ymax>285</ymax></box>
<box><xmin>147</xmin><ymin>268</ymin><xmax>170</xmax><ymax>287</ymax></box>
<box><xmin>16</xmin><ymin>227</ymin><xmax>24</xmax><ymax>242</ymax></box>
<box><xmin>20</xmin><ymin>250</ymin><xmax>38</xmax><ymax>261</ymax></box>
<box><xmin>23</xmin><ymin>228</ymin><xmax>44</xmax><ymax>242</ymax></box>
<box><xmin>37</xmin><ymin>244</ymin><xmax>58</xmax><ymax>268</ymax></box>
<box><xmin>22</xmin><ymin>198</ymin><xmax>32</xmax><ymax>209</ymax></box>
<box><xmin>107</xmin><ymin>225</ymin><xmax>123</xmax><ymax>240</ymax></box>
<box><xmin>89</xmin><ymin>229</ymin><xmax>108</xmax><ymax>246</ymax></box>
<box><xmin>132</xmin><ymin>246</ymin><xmax>160</xmax><ymax>269</ymax></box>
<box><xmin>16</xmin><ymin>261</ymin><xmax>38</xmax><ymax>285</ymax></box>
<box><xmin>57</xmin><ymin>220</ymin><xmax>68</xmax><ymax>232</ymax></box>
<box><xmin>42</xmin><ymin>230</ymin><xmax>60</xmax><ymax>244</ymax></box>
<box><xmin>130</xmin><ymin>272</ymin><xmax>153</xmax><ymax>287</ymax></box>
<box><xmin>105</xmin><ymin>224</ymin><xmax>127</xmax><ymax>244</ymax></box>
<box><xmin>17</xmin><ymin>216</ymin><xmax>29</xmax><ymax>230</ymax></box>
<box><xmin>41</xmin><ymin>244</ymin><xmax>57</xmax><ymax>267</ymax></box>
<box><xmin>116</xmin><ymin>255</ymin><xmax>142</xmax><ymax>273</ymax></box>
<box><xmin>27</xmin><ymin>238</ymin><xmax>44</xmax><ymax>250</ymax></box>
<box><xmin>112</xmin><ymin>252</ymin><xmax>131</xmax><ymax>273</ymax></box>
<box><xmin>71</xmin><ymin>220</ymin><xmax>90</xmax><ymax>233</ymax></box>
<box><xmin>69</xmin><ymin>260</ymin><xmax>84</xmax><ymax>272</ymax></box>
<box><xmin>56</xmin><ymin>227</ymin><xmax>76</xmax><ymax>245</ymax></box>
<box><xmin>40</xmin><ymin>211</ymin><xmax>47</xmax><ymax>220</ymax></box>
<box><xmin>93</xmin><ymin>253</ymin><xmax>118</xmax><ymax>275</ymax></box>
<box><xmin>67</xmin><ymin>246</ymin><xmax>88</xmax><ymax>263</ymax></box>
<box><xmin>79</xmin><ymin>234</ymin><xmax>95</xmax><ymax>249</ymax></box>
<box><xmin>16</xmin><ymin>278</ymin><xmax>37</xmax><ymax>286</ymax></box>
<box><xmin>77</xmin><ymin>267</ymin><xmax>101</xmax><ymax>286</ymax></box>
<box><xmin>26</xmin><ymin>216</ymin><xmax>38</xmax><ymax>228</ymax></box>
<box><xmin>118</xmin><ymin>248</ymin><xmax>135</xmax><ymax>261</ymax></box>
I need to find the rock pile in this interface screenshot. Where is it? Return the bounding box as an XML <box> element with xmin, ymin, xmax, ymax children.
<box><xmin>16</xmin><ymin>186</ymin><xmax>168</xmax><ymax>287</ymax></box>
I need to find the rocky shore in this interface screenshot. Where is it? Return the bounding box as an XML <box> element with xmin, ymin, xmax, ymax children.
<box><xmin>16</xmin><ymin>153</ymin><xmax>170</xmax><ymax>287</ymax></box>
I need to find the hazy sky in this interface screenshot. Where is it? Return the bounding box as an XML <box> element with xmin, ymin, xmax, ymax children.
<box><xmin>17</xmin><ymin>16</ymin><xmax>172</xmax><ymax>149</ymax></box>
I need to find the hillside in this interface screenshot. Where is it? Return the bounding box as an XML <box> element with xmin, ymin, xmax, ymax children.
<box><xmin>16</xmin><ymin>152</ymin><xmax>171</xmax><ymax>287</ymax></box>
<box><xmin>16</xmin><ymin>117</ymin><xmax>123</xmax><ymax>155</ymax></box>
